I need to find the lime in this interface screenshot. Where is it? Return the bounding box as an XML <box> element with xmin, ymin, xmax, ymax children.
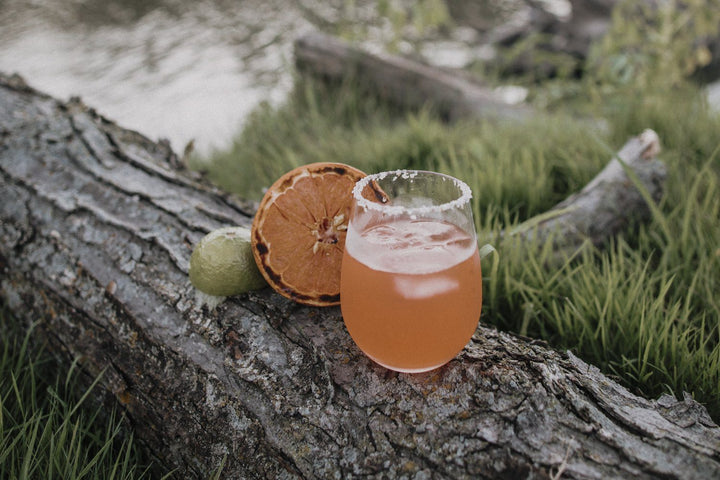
<box><xmin>189</xmin><ymin>226</ymin><xmax>267</xmax><ymax>296</ymax></box>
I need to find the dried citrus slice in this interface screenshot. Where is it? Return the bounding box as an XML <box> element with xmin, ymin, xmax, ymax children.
<box><xmin>251</xmin><ymin>162</ymin><xmax>367</xmax><ymax>306</ymax></box>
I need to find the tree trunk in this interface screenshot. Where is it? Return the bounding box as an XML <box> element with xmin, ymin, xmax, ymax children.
<box><xmin>1</xmin><ymin>73</ymin><xmax>718</xmax><ymax>479</ymax></box>
<box><xmin>294</xmin><ymin>32</ymin><xmax>534</xmax><ymax>123</ymax></box>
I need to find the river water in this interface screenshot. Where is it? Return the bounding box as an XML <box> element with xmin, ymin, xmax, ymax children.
<box><xmin>0</xmin><ymin>0</ymin><xmax>507</xmax><ymax>156</ymax></box>
<box><xmin>0</xmin><ymin>0</ymin><xmax>322</xmax><ymax>155</ymax></box>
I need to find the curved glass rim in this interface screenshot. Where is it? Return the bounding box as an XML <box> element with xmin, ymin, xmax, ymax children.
<box><xmin>352</xmin><ymin>169</ymin><xmax>473</xmax><ymax>215</ymax></box>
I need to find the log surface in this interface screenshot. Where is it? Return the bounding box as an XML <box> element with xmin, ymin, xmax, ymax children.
<box><xmin>1</xmin><ymin>73</ymin><xmax>719</xmax><ymax>479</ymax></box>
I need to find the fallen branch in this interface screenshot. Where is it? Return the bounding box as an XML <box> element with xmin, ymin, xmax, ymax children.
<box><xmin>294</xmin><ymin>31</ymin><xmax>533</xmax><ymax>122</ymax></box>
<box><xmin>512</xmin><ymin>128</ymin><xmax>665</xmax><ymax>252</ymax></box>
<box><xmin>1</xmin><ymin>73</ymin><xmax>718</xmax><ymax>479</ymax></box>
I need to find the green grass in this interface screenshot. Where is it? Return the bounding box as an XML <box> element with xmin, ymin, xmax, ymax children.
<box><xmin>195</xmin><ymin>75</ymin><xmax>720</xmax><ymax>419</ymax></box>
<box><xmin>0</xmin><ymin>310</ymin><xmax>156</xmax><ymax>480</ymax></box>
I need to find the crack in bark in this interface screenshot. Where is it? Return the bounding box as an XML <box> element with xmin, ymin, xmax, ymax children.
<box><xmin>65</xmin><ymin>122</ymin><xmax>226</xmax><ymax>237</ymax></box>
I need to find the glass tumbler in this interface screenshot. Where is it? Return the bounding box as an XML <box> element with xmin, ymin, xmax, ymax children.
<box><xmin>340</xmin><ymin>170</ymin><xmax>482</xmax><ymax>373</ymax></box>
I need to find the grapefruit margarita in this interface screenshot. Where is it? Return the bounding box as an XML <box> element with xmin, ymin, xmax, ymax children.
<box><xmin>341</xmin><ymin>171</ymin><xmax>482</xmax><ymax>372</ymax></box>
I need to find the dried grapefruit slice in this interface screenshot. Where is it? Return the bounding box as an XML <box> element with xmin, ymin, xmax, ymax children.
<box><xmin>251</xmin><ymin>162</ymin><xmax>367</xmax><ymax>306</ymax></box>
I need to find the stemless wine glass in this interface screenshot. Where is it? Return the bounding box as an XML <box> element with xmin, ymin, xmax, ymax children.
<box><xmin>340</xmin><ymin>170</ymin><xmax>482</xmax><ymax>373</ymax></box>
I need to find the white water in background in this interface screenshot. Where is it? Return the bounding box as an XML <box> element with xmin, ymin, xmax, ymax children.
<box><xmin>0</xmin><ymin>0</ymin><xmax>317</xmax><ymax>156</ymax></box>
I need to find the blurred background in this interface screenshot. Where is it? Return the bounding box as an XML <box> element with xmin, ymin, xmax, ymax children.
<box><xmin>0</xmin><ymin>0</ymin><xmax>492</xmax><ymax>155</ymax></box>
<box><xmin>3</xmin><ymin>0</ymin><xmax>718</xmax><ymax>156</ymax></box>
<box><xmin>0</xmin><ymin>0</ymin><xmax>684</xmax><ymax>156</ymax></box>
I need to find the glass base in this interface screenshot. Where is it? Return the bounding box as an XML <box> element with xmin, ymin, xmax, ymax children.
<box><xmin>364</xmin><ymin>352</ymin><xmax>450</xmax><ymax>373</ymax></box>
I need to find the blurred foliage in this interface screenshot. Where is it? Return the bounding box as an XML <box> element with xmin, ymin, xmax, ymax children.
<box><xmin>333</xmin><ymin>0</ymin><xmax>452</xmax><ymax>52</ymax></box>
<box><xmin>588</xmin><ymin>0</ymin><xmax>720</xmax><ymax>90</ymax></box>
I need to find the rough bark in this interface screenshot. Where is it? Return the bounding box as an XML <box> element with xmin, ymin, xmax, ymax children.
<box><xmin>1</xmin><ymin>73</ymin><xmax>719</xmax><ymax>479</ymax></box>
<box><xmin>294</xmin><ymin>32</ymin><xmax>533</xmax><ymax>122</ymax></box>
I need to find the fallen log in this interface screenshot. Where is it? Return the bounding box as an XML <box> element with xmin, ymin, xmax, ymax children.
<box><xmin>1</xmin><ymin>73</ymin><xmax>719</xmax><ymax>479</ymax></box>
<box><xmin>511</xmin><ymin>128</ymin><xmax>665</xmax><ymax>253</ymax></box>
<box><xmin>294</xmin><ymin>31</ymin><xmax>533</xmax><ymax>122</ymax></box>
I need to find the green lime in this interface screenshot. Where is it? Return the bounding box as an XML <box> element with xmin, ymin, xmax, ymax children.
<box><xmin>189</xmin><ymin>226</ymin><xmax>267</xmax><ymax>296</ymax></box>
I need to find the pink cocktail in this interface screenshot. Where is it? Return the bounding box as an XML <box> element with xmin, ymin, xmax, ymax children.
<box><xmin>341</xmin><ymin>170</ymin><xmax>482</xmax><ymax>372</ymax></box>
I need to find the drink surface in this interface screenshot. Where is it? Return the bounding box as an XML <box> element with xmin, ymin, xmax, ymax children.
<box><xmin>341</xmin><ymin>217</ymin><xmax>482</xmax><ymax>372</ymax></box>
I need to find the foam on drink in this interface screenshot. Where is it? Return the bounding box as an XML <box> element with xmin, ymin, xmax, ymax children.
<box><xmin>345</xmin><ymin>217</ymin><xmax>476</xmax><ymax>274</ymax></box>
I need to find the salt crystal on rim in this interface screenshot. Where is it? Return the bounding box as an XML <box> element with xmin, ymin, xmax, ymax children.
<box><xmin>352</xmin><ymin>169</ymin><xmax>473</xmax><ymax>215</ymax></box>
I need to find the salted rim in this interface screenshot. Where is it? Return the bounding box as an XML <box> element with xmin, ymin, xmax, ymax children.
<box><xmin>352</xmin><ymin>169</ymin><xmax>473</xmax><ymax>215</ymax></box>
